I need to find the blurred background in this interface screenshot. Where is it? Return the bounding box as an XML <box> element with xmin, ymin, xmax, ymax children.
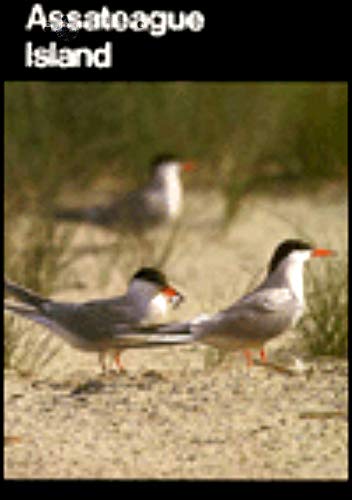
<box><xmin>4</xmin><ymin>81</ymin><xmax>348</xmax><ymax>371</ymax></box>
<box><xmin>5</xmin><ymin>81</ymin><xmax>347</xmax><ymax>205</ymax></box>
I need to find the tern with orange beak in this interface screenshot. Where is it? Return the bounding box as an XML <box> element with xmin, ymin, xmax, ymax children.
<box><xmin>54</xmin><ymin>154</ymin><xmax>195</xmax><ymax>231</ymax></box>
<box><xmin>4</xmin><ymin>267</ymin><xmax>184</xmax><ymax>372</ymax></box>
<box><xmin>115</xmin><ymin>240</ymin><xmax>335</xmax><ymax>365</ymax></box>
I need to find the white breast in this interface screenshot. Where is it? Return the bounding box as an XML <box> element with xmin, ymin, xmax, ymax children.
<box><xmin>147</xmin><ymin>293</ymin><xmax>169</xmax><ymax>322</ymax></box>
<box><xmin>267</xmin><ymin>250</ymin><xmax>311</xmax><ymax>306</ymax></box>
<box><xmin>163</xmin><ymin>169</ymin><xmax>183</xmax><ymax>219</ymax></box>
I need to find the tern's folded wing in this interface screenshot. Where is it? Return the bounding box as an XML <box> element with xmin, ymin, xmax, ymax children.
<box><xmin>110</xmin><ymin>332</ymin><xmax>196</xmax><ymax>348</ymax></box>
<box><xmin>196</xmin><ymin>289</ymin><xmax>299</xmax><ymax>344</ymax></box>
<box><xmin>235</xmin><ymin>287</ymin><xmax>295</xmax><ymax>312</ymax></box>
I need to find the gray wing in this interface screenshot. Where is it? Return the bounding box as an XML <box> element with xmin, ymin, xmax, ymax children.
<box><xmin>107</xmin><ymin>331</ymin><xmax>197</xmax><ymax>349</ymax></box>
<box><xmin>41</xmin><ymin>296</ymin><xmax>140</xmax><ymax>343</ymax></box>
<box><xmin>95</xmin><ymin>189</ymin><xmax>147</xmax><ymax>226</ymax></box>
<box><xmin>5</xmin><ymin>292</ymin><xmax>142</xmax><ymax>350</ymax></box>
<box><xmin>5</xmin><ymin>300</ymin><xmax>197</xmax><ymax>349</ymax></box>
<box><xmin>38</xmin><ymin>302</ymin><xmax>198</xmax><ymax>350</ymax></box>
<box><xmin>193</xmin><ymin>288</ymin><xmax>301</xmax><ymax>349</ymax></box>
<box><xmin>105</xmin><ymin>321</ymin><xmax>198</xmax><ymax>348</ymax></box>
<box><xmin>54</xmin><ymin>183</ymin><xmax>164</xmax><ymax>229</ymax></box>
<box><xmin>106</xmin><ymin>187</ymin><xmax>166</xmax><ymax>227</ymax></box>
<box><xmin>4</xmin><ymin>301</ymin><xmax>77</xmax><ymax>339</ymax></box>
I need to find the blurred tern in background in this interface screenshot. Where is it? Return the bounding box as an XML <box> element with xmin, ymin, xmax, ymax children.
<box><xmin>54</xmin><ymin>154</ymin><xmax>195</xmax><ymax>232</ymax></box>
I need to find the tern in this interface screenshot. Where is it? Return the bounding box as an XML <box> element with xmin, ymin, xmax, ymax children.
<box><xmin>54</xmin><ymin>154</ymin><xmax>194</xmax><ymax>231</ymax></box>
<box><xmin>114</xmin><ymin>239</ymin><xmax>335</xmax><ymax>366</ymax></box>
<box><xmin>4</xmin><ymin>267</ymin><xmax>185</xmax><ymax>372</ymax></box>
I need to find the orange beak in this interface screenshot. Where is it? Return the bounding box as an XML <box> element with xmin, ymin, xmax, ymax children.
<box><xmin>182</xmin><ymin>161</ymin><xmax>196</xmax><ymax>172</ymax></box>
<box><xmin>162</xmin><ymin>286</ymin><xmax>178</xmax><ymax>298</ymax></box>
<box><xmin>311</xmin><ymin>248</ymin><xmax>335</xmax><ymax>257</ymax></box>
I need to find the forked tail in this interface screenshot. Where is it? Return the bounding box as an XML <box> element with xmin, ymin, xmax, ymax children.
<box><xmin>4</xmin><ymin>278</ymin><xmax>48</xmax><ymax>310</ymax></box>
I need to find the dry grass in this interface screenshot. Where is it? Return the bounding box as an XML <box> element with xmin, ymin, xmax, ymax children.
<box><xmin>299</xmin><ymin>257</ymin><xmax>348</xmax><ymax>357</ymax></box>
<box><xmin>4</xmin><ymin>212</ymin><xmax>75</xmax><ymax>372</ymax></box>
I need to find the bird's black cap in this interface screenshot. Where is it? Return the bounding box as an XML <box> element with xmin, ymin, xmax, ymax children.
<box><xmin>131</xmin><ymin>267</ymin><xmax>168</xmax><ymax>287</ymax></box>
<box><xmin>151</xmin><ymin>154</ymin><xmax>178</xmax><ymax>169</ymax></box>
<box><xmin>269</xmin><ymin>239</ymin><xmax>313</xmax><ymax>273</ymax></box>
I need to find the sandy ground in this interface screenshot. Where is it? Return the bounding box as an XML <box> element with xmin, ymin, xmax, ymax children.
<box><xmin>4</xmin><ymin>186</ymin><xmax>348</xmax><ymax>479</ymax></box>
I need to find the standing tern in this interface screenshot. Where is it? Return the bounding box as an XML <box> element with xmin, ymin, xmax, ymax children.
<box><xmin>4</xmin><ymin>267</ymin><xmax>185</xmax><ymax>372</ymax></box>
<box><xmin>54</xmin><ymin>154</ymin><xmax>194</xmax><ymax>231</ymax></box>
<box><xmin>115</xmin><ymin>239</ymin><xmax>335</xmax><ymax>366</ymax></box>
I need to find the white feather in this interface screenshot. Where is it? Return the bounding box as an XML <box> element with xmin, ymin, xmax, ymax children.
<box><xmin>158</xmin><ymin>162</ymin><xmax>183</xmax><ymax>219</ymax></box>
<box><xmin>266</xmin><ymin>249</ymin><xmax>311</xmax><ymax>305</ymax></box>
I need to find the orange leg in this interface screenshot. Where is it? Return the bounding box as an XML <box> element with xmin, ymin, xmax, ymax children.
<box><xmin>243</xmin><ymin>349</ymin><xmax>253</xmax><ymax>367</ymax></box>
<box><xmin>260</xmin><ymin>347</ymin><xmax>267</xmax><ymax>364</ymax></box>
<box><xmin>114</xmin><ymin>351</ymin><xmax>125</xmax><ymax>372</ymax></box>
